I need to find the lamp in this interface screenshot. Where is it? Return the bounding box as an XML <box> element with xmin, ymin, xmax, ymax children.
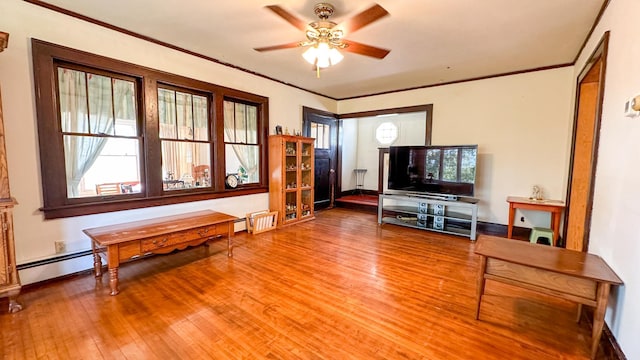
<box><xmin>302</xmin><ymin>41</ymin><xmax>344</xmax><ymax>69</ymax></box>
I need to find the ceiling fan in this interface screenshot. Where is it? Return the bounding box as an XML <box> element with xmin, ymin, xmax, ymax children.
<box><xmin>254</xmin><ymin>3</ymin><xmax>391</xmax><ymax>70</ymax></box>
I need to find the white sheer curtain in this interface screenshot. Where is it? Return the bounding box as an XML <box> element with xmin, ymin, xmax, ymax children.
<box><xmin>60</xmin><ymin>69</ymin><xmax>120</xmax><ymax>197</ymax></box>
<box><xmin>224</xmin><ymin>101</ymin><xmax>259</xmax><ymax>182</ymax></box>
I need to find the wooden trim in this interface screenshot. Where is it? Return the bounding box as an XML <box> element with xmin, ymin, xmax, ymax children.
<box><xmin>562</xmin><ymin>31</ymin><xmax>609</xmax><ymax>251</ymax></box>
<box><xmin>339</xmin><ymin>104</ymin><xmax>432</xmax><ymax>120</ymax></box>
<box><xmin>572</xmin><ymin>0</ymin><xmax>611</xmax><ymax>64</ymax></box>
<box><xmin>378</xmin><ymin>148</ymin><xmax>389</xmax><ymax>193</ymax></box>
<box><xmin>340</xmin><ymin>104</ymin><xmax>433</xmax><ymax>146</ymax></box>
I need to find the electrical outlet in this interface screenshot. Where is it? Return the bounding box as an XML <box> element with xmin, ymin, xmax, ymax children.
<box><xmin>54</xmin><ymin>241</ymin><xmax>66</xmax><ymax>254</ymax></box>
<box><xmin>520</xmin><ymin>216</ymin><xmax>525</xmax><ymax>222</ymax></box>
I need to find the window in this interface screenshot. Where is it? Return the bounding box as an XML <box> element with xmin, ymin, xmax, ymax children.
<box><xmin>375</xmin><ymin>122</ymin><xmax>398</xmax><ymax>145</ymax></box>
<box><xmin>57</xmin><ymin>67</ymin><xmax>141</xmax><ymax>198</ymax></box>
<box><xmin>158</xmin><ymin>87</ymin><xmax>211</xmax><ymax>190</ymax></box>
<box><xmin>223</xmin><ymin>100</ymin><xmax>260</xmax><ymax>184</ymax></box>
<box><xmin>32</xmin><ymin>39</ymin><xmax>268</xmax><ymax>218</ymax></box>
<box><xmin>310</xmin><ymin>122</ymin><xmax>330</xmax><ymax>149</ymax></box>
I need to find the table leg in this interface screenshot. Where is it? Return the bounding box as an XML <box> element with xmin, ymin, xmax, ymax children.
<box><xmin>591</xmin><ymin>282</ymin><xmax>611</xmax><ymax>359</ymax></box>
<box><xmin>551</xmin><ymin>211</ymin><xmax>561</xmax><ymax>247</ymax></box>
<box><xmin>475</xmin><ymin>255</ymin><xmax>487</xmax><ymax>319</ymax></box>
<box><xmin>507</xmin><ymin>204</ymin><xmax>515</xmax><ymax>238</ymax></box>
<box><xmin>576</xmin><ymin>303</ymin><xmax>583</xmax><ymax>323</ymax></box>
<box><xmin>227</xmin><ymin>221</ymin><xmax>233</xmax><ymax>257</ymax></box>
<box><xmin>107</xmin><ymin>245</ymin><xmax>120</xmax><ymax>296</ymax></box>
<box><xmin>92</xmin><ymin>241</ymin><xmax>102</xmax><ymax>278</ymax></box>
<box><xmin>108</xmin><ymin>268</ymin><xmax>119</xmax><ymax>296</ymax></box>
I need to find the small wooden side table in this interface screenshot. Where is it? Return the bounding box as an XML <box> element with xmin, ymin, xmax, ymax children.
<box><xmin>507</xmin><ymin>196</ymin><xmax>565</xmax><ymax>246</ymax></box>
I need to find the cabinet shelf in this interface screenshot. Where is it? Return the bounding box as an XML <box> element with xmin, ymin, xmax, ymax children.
<box><xmin>378</xmin><ymin>193</ymin><xmax>478</xmax><ymax>240</ymax></box>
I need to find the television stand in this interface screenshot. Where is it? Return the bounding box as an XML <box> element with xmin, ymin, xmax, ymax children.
<box><xmin>378</xmin><ymin>193</ymin><xmax>478</xmax><ymax>240</ymax></box>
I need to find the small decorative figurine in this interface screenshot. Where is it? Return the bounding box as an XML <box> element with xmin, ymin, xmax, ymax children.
<box><xmin>530</xmin><ymin>185</ymin><xmax>543</xmax><ymax>200</ymax></box>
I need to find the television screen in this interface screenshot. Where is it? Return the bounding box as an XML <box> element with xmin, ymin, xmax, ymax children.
<box><xmin>388</xmin><ymin>145</ymin><xmax>478</xmax><ymax>197</ymax></box>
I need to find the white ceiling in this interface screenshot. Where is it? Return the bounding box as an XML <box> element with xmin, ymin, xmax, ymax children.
<box><xmin>38</xmin><ymin>0</ymin><xmax>605</xmax><ymax>99</ymax></box>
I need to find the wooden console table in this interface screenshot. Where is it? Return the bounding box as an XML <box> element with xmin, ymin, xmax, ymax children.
<box><xmin>84</xmin><ymin>210</ymin><xmax>236</xmax><ymax>296</ymax></box>
<box><xmin>474</xmin><ymin>235</ymin><xmax>622</xmax><ymax>359</ymax></box>
<box><xmin>507</xmin><ymin>196</ymin><xmax>565</xmax><ymax>246</ymax></box>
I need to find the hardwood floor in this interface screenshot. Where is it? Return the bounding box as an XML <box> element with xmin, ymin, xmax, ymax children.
<box><xmin>1</xmin><ymin>208</ymin><xmax>608</xmax><ymax>359</ymax></box>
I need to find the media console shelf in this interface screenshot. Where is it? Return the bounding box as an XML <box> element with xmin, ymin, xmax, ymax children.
<box><xmin>378</xmin><ymin>193</ymin><xmax>479</xmax><ymax>240</ymax></box>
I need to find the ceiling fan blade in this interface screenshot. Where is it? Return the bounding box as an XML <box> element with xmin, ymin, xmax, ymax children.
<box><xmin>265</xmin><ymin>5</ymin><xmax>308</xmax><ymax>31</ymax></box>
<box><xmin>340</xmin><ymin>4</ymin><xmax>389</xmax><ymax>34</ymax></box>
<box><xmin>341</xmin><ymin>40</ymin><xmax>390</xmax><ymax>59</ymax></box>
<box><xmin>254</xmin><ymin>42</ymin><xmax>302</xmax><ymax>52</ymax></box>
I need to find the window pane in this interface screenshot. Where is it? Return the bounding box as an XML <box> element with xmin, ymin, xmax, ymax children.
<box><xmin>322</xmin><ymin>124</ymin><xmax>330</xmax><ymax>149</ymax></box>
<box><xmin>113</xmin><ymin>79</ymin><xmax>137</xmax><ymax>136</ymax></box>
<box><xmin>158</xmin><ymin>88</ymin><xmax>176</xmax><ymax>138</ymax></box>
<box><xmin>64</xmin><ymin>135</ymin><xmax>141</xmax><ymax>198</ymax></box>
<box><xmin>161</xmin><ymin>140</ymin><xmax>211</xmax><ymax>190</ymax></box>
<box><xmin>442</xmin><ymin>149</ymin><xmax>458</xmax><ymax>181</ymax></box>
<box><xmin>223</xmin><ymin>101</ymin><xmax>234</xmax><ymax>142</ymax></box>
<box><xmin>425</xmin><ymin>149</ymin><xmax>441</xmax><ymax>180</ymax></box>
<box><xmin>225</xmin><ymin>144</ymin><xmax>260</xmax><ymax>184</ymax></box>
<box><xmin>177</xmin><ymin>91</ymin><xmax>193</xmax><ymax>140</ymax></box>
<box><xmin>87</xmin><ymin>74</ymin><xmax>114</xmax><ymax>135</ymax></box>
<box><xmin>310</xmin><ymin>123</ymin><xmax>318</xmax><ymax>147</ymax></box>
<box><xmin>58</xmin><ymin>68</ymin><xmax>88</xmax><ymax>133</ymax></box>
<box><xmin>245</xmin><ymin>105</ymin><xmax>257</xmax><ymax>144</ymax></box>
<box><xmin>223</xmin><ymin>101</ymin><xmax>257</xmax><ymax>144</ymax></box>
<box><xmin>193</xmin><ymin>95</ymin><xmax>208</xmax><ymax>141</ymax></box>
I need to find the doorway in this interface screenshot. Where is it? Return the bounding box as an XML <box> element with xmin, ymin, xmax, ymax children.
<box><xmin>303</xmin><ymin>107</ymin><xmax>338</xmax><ymax>210</ymax></box>
<box><xmin>563</xmin><ymin>32</ymin><xmax>609</xmax><ymax>252</ymax></box>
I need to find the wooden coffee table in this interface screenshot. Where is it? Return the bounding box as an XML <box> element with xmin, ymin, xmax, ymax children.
<box><xmin>474</xmin><ymin>235</ymin><xmax>622</xmax><ymax>359</ymax></box>
<box><xmin>84</xmin><ymin>210</ymin><xmax>236</xmax><ymax>296</ymax></box>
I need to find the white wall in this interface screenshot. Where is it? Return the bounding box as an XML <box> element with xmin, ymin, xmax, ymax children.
<box><xmin>574</xmin><ymin>0</ymin><xmax>640</xmax><ymax>357</ymax></box>
<box><xmin>338</xmin><ymin>69</ymin><xmax>575</xmax><ymax>226</ymax></box>
<box><xmin>0</xmin><ymin>0</ymin><xmax>335</xmax><ymax>284</ymax></box>
<box><xmin>340</xmin><ymin>120</ymin><xmax>358</xmax><ymax>190</ymax></box>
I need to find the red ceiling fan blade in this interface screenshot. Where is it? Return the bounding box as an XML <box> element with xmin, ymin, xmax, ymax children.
<box><xmin>265</xmin><ymin>5</ymin><xmax>308</xmax><ymax>31</ymax></box>
<box><xmin>254</xmin><ymin>42</ymin><xmax>302</xmax><ymax>52</ymax></box>
<box><xmin>340</xmin><ymin>4</ymin><xmax>389</xmax><ymax>34</ymax></box>
<box><xmin>341</xmin><ymin>40</ymin><xmax>390</xmax><ymax>59</ymax></box>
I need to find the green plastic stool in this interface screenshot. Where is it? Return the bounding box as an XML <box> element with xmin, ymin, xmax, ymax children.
<box><xmin>529</xmin><ymin>227</ymin><xmax>554</xmax><ymax>246</ymax></box>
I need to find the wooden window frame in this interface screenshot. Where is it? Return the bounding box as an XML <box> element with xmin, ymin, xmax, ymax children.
<box><xmin>32</xmin><ymin>39</ymin><xmax>269</xmax><ymax>219</ymax></box>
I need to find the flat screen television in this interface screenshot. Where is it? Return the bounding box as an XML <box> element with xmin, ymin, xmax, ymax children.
<box><xmin>387</xmin><ymin>145</ymin><xmax>478</xmax><ymax>197</ymax></box>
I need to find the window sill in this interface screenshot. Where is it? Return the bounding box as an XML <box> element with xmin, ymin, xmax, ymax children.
<box><xmin>40</xmin><ymin>187</ymin><xmax>268</xmax><ymax>219</ymax></box>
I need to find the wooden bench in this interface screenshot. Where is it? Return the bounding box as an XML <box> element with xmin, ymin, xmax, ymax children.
<box><xmin>84</xmin><ymin>210</ymin><xmax>236</xmax><ymax>295</ymax></box>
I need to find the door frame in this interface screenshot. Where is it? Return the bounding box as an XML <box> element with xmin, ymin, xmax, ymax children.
<box><xmin>340</xmin><ymin>105</ymin><xmax>433</xmax><ymax>195</ymax></box>
<box><xmin>562</xmin><ymin>31</ymin><xmax>609</xmax><ymax>251</ymax></box>
<box><xmin>302</xmin><ymin>106</ymin><xmax>339</xmax><ymax>209</ymax></box>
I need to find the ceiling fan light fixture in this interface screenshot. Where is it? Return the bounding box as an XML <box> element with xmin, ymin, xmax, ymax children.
<box><xmin>302</xmin><ymin>42</ymin><xmax>343</xmax><ymax>68</ymax></box>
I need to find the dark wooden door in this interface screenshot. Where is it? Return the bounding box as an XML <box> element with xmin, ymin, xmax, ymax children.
<box><xmin>303</xmin><ymin>107</ymin><xmax>338</xmax><ymax>210</ymax></box>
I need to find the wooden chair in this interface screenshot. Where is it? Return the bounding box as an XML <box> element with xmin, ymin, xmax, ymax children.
<box><xmin>193</xmin><ymin>165</ymin><xmax>210</xmax><ymax>186</ymax></box>
<box><xmin>95</xmin><ymin>183</ymin><xmax>122</xmax><ymax>195</ymax></box>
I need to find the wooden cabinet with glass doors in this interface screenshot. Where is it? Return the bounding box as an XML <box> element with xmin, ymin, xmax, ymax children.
<box><xmin>269</xmin><ymin>135</ymin><xmax>315</xmax><ymax>226</ymax></box>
